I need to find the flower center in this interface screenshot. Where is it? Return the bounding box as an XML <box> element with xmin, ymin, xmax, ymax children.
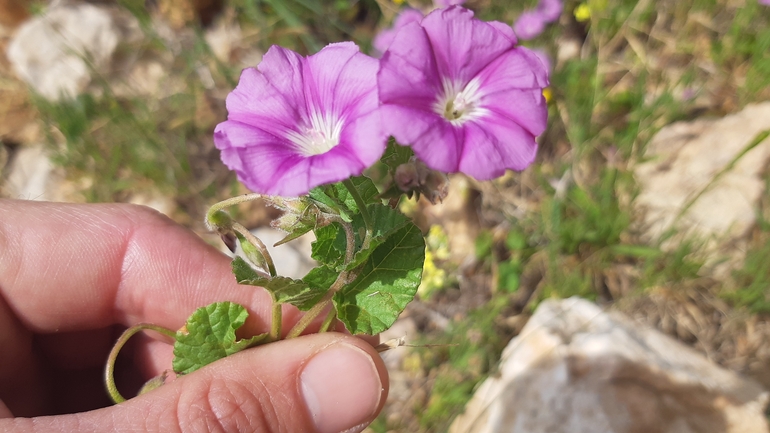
<box><xmin>434</xmin><ymin>78</ymin><xmax>487</xmax><ymax>126</ymax></box>
<box><xmin>287</xmin><ymin>111</ymin><xmax>344</xmax><ymax>156</ymax></box>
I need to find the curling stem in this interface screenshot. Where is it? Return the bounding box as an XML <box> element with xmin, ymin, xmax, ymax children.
<box><xmin>105</xmin><ymin>323</ymin><xmax>176</xmax><ymax>404</ymax></box>
<box><xmin>205</xmin><ymin>193</ymin><xmax>262</xmax><ymax>230</ymax></box>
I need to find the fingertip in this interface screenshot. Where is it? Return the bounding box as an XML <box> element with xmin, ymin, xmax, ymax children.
<box><xmin>300</xmin><ymin>341</ymin><xmax>387</xmax><ymax>433</ymax></box>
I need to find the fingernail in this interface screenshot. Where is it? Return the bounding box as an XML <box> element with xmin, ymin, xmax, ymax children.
<box><xmin>300</xmin><ymin>343</ymin><xmax>383</xmax><ymax>433</ymax></box>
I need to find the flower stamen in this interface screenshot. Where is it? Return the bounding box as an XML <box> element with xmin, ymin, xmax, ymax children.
<box><xmin>435</xmin><ymin>77</ymin><xmax>487</xmax><ymax>125</ymax></box>
<box><xmin>287</xmin><ymin>111</ymin><xmax>344</xmax><ymax>156</ymax></box>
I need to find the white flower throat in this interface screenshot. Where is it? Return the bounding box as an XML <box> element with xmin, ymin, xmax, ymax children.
<box><xmin>287</xmin><ymin>111</ymin><xmax>343</xmax><ymax>156</ymax></box>
<box><xmin>435</xmin><ymin>77</ymin><xmax>487</xmax><ymax>125</ymax></box>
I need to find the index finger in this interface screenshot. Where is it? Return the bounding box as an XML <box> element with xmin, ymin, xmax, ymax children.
<box><xmin>0</xmin><ymin>199</ymin><xmax>280</xmax><ymax>333</ymax></box>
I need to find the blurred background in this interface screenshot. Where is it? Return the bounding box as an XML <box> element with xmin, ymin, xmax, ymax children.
<box><xmin>1</xmin><ymin>0</ymin><xmax>770</xmax><ymax>431</ymax></box>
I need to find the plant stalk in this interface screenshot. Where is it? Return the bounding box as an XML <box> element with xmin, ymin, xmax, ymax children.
<box><xmin>205</xmin><ymin>193</ymin><xmax>262</xmax><ymax>231</ymax></box>
<box><xmin>318</xmin><ymin>308</ymin><xmax>337</xmax><ymax>333</ymax></box>
<box><xmin>270</xmin><ymin>301</ymin><xmax>282</xmax><ymax>341</ymax></box>
<box><xmin>105</xmin><ymin>323</ymin><xmax>176</xmax><ymax>404</ymax></box>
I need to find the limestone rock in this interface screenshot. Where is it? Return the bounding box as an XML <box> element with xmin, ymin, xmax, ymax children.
<box><xmin>4</xmin><ymin>144</ymin><xmax>56</xmax><ymax>200</ymax></box>
<box><xmin>633</xmin><ymin>102</ymin><xmax>770</xmax><ymax>275</ymax></box>
<box><xmin>6</xmin><ymin>3</ymin><xmax>140</xmax><ymax>101</ymax></box>
<box><xmin>450</xmin><ymin>297</ymin><xmax>769</xmax><ymax>433</ymax></box>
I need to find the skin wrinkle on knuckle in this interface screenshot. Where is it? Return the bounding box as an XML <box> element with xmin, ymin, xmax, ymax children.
<box><xmin>177</xmin><ymin>374</ymin><xmax>274</xmax><ymax>433</ymax></box>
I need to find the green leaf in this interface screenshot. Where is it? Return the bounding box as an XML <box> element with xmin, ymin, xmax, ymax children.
<box><xmin>232</xmin><ymin>257</ymin><xmax>327</xmax><ymax>310</ymax></box>
<box><xmin>172</xmin><ymin>302</ymin><xmax>268</xmax><ymax>375</ymax></box>
<box><xmin>343</xmin><ymin>204</ymin><xmax>410</xmax><ymax>271</ymax></box>
<box><xmin>308</xmin><ymin>187</ymin><xmax>351</xmax><ymax>221</ymax></box>
<box><xmin>310</xmin><ymin>223</ymin><xmax>346</xmax><ymax>268</ymax></box>
<box><xmin>382</xmin><ymin>137</ymin><xmax>414</xmax><ymax>174</ymax></box>
<box><xmin>232</xmin><ymin>255</ymin><xmax>262</xmax><ymax>281</ymax></box>
<box><xmin>310</xmin><ymin>204</ymin><xmax>411</xmax><ymax>272</ymax></box>
<box><xmin>302</xmin><ymin>265</ymin><xmax>340</xmax><ymax>293</ymax></box>
<box><xmin>334</xmin><ymin>222</ymin><xmax>425</xmax><ymax>335</ymax></box>
<box><xmin>331</xmin><ymin>176</ymin><xmax>380</xmax><ymax>213</ymax></box>
<box><xmin>308</xmin><ymin>176</ymin><xmax>380</xmax><ymax>222</ymax></box>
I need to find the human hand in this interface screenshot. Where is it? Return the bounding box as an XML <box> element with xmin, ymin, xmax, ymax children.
<box><xmin>0</xmin><ymin>199</ymin><xmax>388</xmax><ymax>433</ymax></box>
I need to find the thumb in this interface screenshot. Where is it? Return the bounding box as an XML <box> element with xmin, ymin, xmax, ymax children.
<box><xmin>7</xmin><ymin>333</ymin><xmax>388</xmax><ymax>433</ymax></box>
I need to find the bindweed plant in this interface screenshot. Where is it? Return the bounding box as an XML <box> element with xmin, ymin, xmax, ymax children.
<box><xmin>104</xmin><ymin>5</ymin><xmax>548</xmax><ymax>403</ymax></box>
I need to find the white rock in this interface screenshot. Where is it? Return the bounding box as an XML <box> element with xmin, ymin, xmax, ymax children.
<box><xmin>6</xmin><ymin>3</ymin><xmax>138</xmax><ymax>101</ymax></box>
<box><xmin>4</xmin><ymin>144</ymin><xmax>55</xmax><ymax>200</ymax></box>
<box><xmin>633</xmin><ymin>102</ymin><xmax>770</xmax><ymax>275</ymax></box>
<box><xmin>450</xmin><ymin>297</ymin><xmax>769</xmax><ymax>433</ymax></box>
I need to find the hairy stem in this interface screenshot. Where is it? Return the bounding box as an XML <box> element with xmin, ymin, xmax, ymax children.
<box><xmin>342</xmin><ymin>178</ymin><xmax>373</xmax><ymax>250</ymax></box>
<box><xmin>205</xmin><ymin>193</ymin><xmax>262</xmax><ymax>231</ymax></box>
<box><xmin>285</xmin><ymin>267</ymin><xmax>352</xmax><ymax>338</ymax></box>
<box><xmin>270</xmin><ymin>301</ymin><xmax>282</xmax><ymax>341</ymax></box>
<box><xmin>286</xmin><ymin>290</ymin><xmax>335</xmax><ymax>339</ymax></box>
<box><xmin>326</xmin><ymin>215</ymin><xmax>356</xmax><ymax>264</ymax></box>
<box><xmin>105</xmin><ymin>323</ymin><xmax>176</xmax><ymax>404</ymax></box>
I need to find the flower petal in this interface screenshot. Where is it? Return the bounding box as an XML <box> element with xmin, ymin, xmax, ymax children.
<box><xmin>476</xmin><ymin>47</ymin><xmax>549</xmax><ymax>136</ymax></box>
<box><xmin>420</xmin><ymin>6</ymin><xmax>517</xmax><ymax>83</ymax></box>
<box><xmin>513</xmin><ymin>10</ymin><xmax>546</xmax><ymax>40</ymax></box>
<box><xmin>225</xmin><ymin>47</ymin><xmax>309</xmax><ymax>141</ymax></box>
<box><xmin>372</xmin><ymin>8</ymin><xmax>424</xmax><ymax>56</ymax></box>
<box><xmin>378</xmin><ymin>21</ymin><xmax>441</xmax><ymax>109</ymax></box>
<box><xmin>459</xmin><ymin>114</ymin><xmax>538</xmax><ymax>179</ymax></box>
<box><xmin>215</xmin><ymin>120</ymin><xmax>374</xmax><ymax>197</ymax></box>
<box><xmin>303</xmin><ymin>42</ymin><xmax>379</xmax><ymax>119</ymax></box>
<box><xmin>339</xmin><ymin>109</ymin><xmax>387</xmax><ymax>168</ymax></box>
<box><xmin>381</xmin><ymin>105</ymin><xmax>462</xmax><ymax>172</ymax></box>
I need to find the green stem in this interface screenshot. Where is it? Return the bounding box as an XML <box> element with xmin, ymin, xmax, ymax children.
<box><xmin>286</xmin><ymin>292</ymin><xmax>335</xmax><ymax>339</ymax></box>
<box><xmin>105</xmin><ymin>323</ymin><xmax>176</xmax><ymax>404</ymax></box>
<box><xmin>318</xmin><ymin>308</ymin><xmax>337</xmax><ymax>333</ymax></box>
<box><xmin>342</xmin><ymin>178</ymin><xmax>374</xmax><ymax>250</ymax></box>
<box><xmin>205</xmin><ymin>193</ymin><xmax>262</xmax><ymax>231</ymax></box>
<box><xmin>270</xmin><ymin>301</ymin><xmax>282</xmax><ymax>341</ymax></box>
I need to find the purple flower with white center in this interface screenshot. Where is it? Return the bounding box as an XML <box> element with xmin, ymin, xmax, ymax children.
<box><xmin>372</xmin><ymin>8</ymin><xmax>424</xmax><ymax>56</ymax></box>
<box><xmin>378</xmin><ymin>6</ymin><xmax>549</xmax><ymax>180</ymax></box>
<box><xmin>513</xmin><ymin>10</ymin><xmax>547</xmax><ymax>40</ymax></box>
<box><xmin>214</xmin><ymin>42</ymin><xmax>386</xmax><ymax>197</ymax></box>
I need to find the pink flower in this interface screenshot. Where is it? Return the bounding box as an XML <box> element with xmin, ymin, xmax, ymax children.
<box><xmin>378</xmin><ymin>6</ymin><xmax>549</xmax><ymax>180</ymax></box>
<box><xmin>433</xmin><ymin>0</ymin><xmax>466</xmax><ymax>6</ymax></box>
<box><xmin>372</xmin><ymin>8</ymin><xmax>424</xmax><ymax>56</ymax></box>
<box><xmin>760</xmin><ymin>0</ymin><xmax>770</xmax><ymax>5</ymax></box>
<box><xmin>537</xmin><ymin>0</ymin><xmax>563</xmax><ymax>22</ymax></box>
<box><xmin>513</xmin><ymin>0</ymin><xmax>562</xmax><ymax>40</ymax></box>
<box><xmin>513</xmin><ymin>11</ymin><xmax>547</xmax><ymax>40</ymax></box>
<box><xmin>214</xmin><ymin>42</ymin><xmax>386</xmax><ymax>197</ymax></box>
